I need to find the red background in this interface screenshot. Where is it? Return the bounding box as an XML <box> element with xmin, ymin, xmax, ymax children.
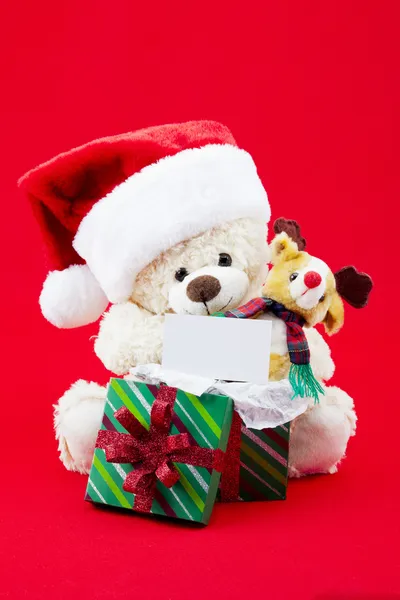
<box><xmin>1</xmin><ymin>1</ymin><xmax>399</xmax><ymax>598</ymax></box>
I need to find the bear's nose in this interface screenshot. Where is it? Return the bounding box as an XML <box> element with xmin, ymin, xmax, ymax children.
<box><xmin>304</xmin><ymin>271</ymin><xmax>322</xmax><ymax>289</ymax></box>
<box><xmin>186</xmin><ymin>275</ymin><xmax>221</xmax><ymax>303</ymax></box>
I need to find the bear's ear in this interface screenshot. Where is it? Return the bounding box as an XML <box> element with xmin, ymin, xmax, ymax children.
<box><xmin>273</xmin><ymin>218</ymin><xmax>306</xmax><ymax>250</ymax></box>
<box><xmin>270</xmin><ymin>232</ymin><xmax>301</xmax><ymax>265</ymax></box>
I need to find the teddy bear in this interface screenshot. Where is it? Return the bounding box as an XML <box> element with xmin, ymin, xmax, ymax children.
<box><xmin>264</xmin><ymin>223</ymin><xmax>372</xmax><ymax>476</ymax></box>
<box><xmin>217</xmin><ymin>219</ymin><xmax>373</xmax><ymax>476</ymax></box>
<box><xmin>19</xmin><ymin>120</ymin><xmax>343</xmax><ymax>477</ymax></box>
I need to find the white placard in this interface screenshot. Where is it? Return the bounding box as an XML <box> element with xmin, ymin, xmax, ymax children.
<box><xmin>162</xmin><ymin>314</ymin><xmax>271</xmax><ymax>384</ymax></box>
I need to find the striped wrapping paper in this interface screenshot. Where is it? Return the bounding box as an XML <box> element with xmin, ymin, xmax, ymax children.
<box><xmin>238</xmin><ymin>420</ymin><xmax>289</xmax><ymax>501</ymax></box>
<box><xmin>85</xmin><ymin>379</ymin><xmax>233</xmax><ymax>524</ymax></box>
<box><xmin>219</xmin><ymin>413</ymin><xmax>290</xmax><ymax>502</ymax></box>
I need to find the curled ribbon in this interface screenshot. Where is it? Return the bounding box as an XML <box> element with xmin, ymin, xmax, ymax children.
<box><xmin>96</xmin><ymin>386</ymin><xmax>225</xmax><ymax>513</ymax></box>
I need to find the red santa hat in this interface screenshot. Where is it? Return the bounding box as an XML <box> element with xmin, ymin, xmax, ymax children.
<box><xmin>19</xmin><ymin>120</ymin><xmax>270</xmax><ymax>328</ymax></box>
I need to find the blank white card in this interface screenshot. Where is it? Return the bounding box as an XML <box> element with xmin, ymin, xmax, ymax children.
<box><xmin>162</xmin><ymin>314</ymin><xmax>271</xmax><ymax>384</ymax></box>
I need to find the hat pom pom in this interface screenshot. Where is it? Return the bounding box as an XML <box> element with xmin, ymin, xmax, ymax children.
<box><xmin>39</xmin><ymin>265</ymin><xmax>109</xmax><ymax>328</ymax></box>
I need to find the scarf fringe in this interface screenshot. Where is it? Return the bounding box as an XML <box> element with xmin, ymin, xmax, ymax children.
<box><xmin>289</xmin><ymin>363</ymin><xmax>324</xmax><ymax>404</ymax></box>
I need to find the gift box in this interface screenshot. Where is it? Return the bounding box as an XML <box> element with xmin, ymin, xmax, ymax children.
<box><xmin>86</xmin><ymin>379</ymin><xmax>233</xmax><ymax>524</ymax></box>
<box><xmin>219</xmin><ymin>411</ymin><xmax>290</xmax><ymax>502</ymax></box>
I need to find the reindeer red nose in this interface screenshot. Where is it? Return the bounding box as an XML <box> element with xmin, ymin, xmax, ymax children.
<box><xmin>304</xmin><ymin>271</ymin><xmax>322</xmax><ymax>289</ymax></box>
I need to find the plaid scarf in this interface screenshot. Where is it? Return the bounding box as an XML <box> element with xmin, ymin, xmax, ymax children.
<box><xmin>213</xmin><ymin>297</ymin><xmax>324</xmax><ymax>403</ymax></box>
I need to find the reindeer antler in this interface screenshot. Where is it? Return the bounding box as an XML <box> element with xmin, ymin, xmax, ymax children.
<box><xmin>334</xmin><ymin>266</ymin><xmax>373</xmax><ymax>308</ymax></box>
<box><xmin>273</xmin><ymin>217</ymin><xmax>306</xmax><ymax>251</ymax></box>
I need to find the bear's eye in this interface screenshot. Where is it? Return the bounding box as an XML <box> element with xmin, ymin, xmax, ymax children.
<box><xmin>319</xmin><ymin>294</ymin><xmax>325</xmax><ymax>303</ymax></box>
<box><xmin>289</xmin><ymin>272</ymin><xmax>298</xmax><ymax>282</ymax></box>
<box><xmin>218</xmin><ymin>253</ymin><xmax>232</xmax><ymax>267</ymax></box>
<box><xmin>175</xmin><ymin>268</ymin><xmax>189</xmax><ymax>282</ymax></box>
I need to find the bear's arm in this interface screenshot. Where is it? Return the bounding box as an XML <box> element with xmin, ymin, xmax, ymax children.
<box><xmin>94</xmin><ymin>302</ymin><xmax>164</xmax><ymax>375</ymax></box>
<box><xmin>305</xmin><ymin>327</ymin><xmax>335</xmax><ymax>382</ymax></box>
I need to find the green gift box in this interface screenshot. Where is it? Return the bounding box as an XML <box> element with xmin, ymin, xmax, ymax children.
<box><xmin>219</xmin><ymin>410</ymin><xmax>290</xmax><ymax>502</ymax></box>
<box><xmin>86</xmin><ymin>379</ymin><xmax>233</xmax><ymax>524</ymax></box>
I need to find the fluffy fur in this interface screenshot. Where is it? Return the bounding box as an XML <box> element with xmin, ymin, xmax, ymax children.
<box><xmin>19</xmin><ymin>121</ymin><xmax>238</xmax><ymax>272</ymax></box>
<box><xmin>54</xmin><ymin>380</ymin><xmax>107</xmax><ymax>474</ymax></box>
<box><xmin>56</xmin><ymin>216</ymin><xmax>273</xmax><ymax>472</ymax></box>
<box><xmin>54</xmin><ymin>217</ymin><xmax>346</xmax><ymax>477</ymax></box>
<box><xmin>132</xmin><ymin>218</ymin><xmax>268</xmax><ymax>314</ymax></box>
<box><xmin>264</xmin><ymin>232</ymin><xmax>345</xmax><ymax>333</ymax></box>
<box><xmin>289</xmin><ymin>385</ymin><xmax>357</xmax><ymax>477</ymax></box>
<box><xmin>20</xmin><ymin>120</ymin><xmax>270</xmax><ymax>325</ymax></box>
<box><xmin>95</xmin><ymin>218</ymin><xmax>269</xmax><ymax>373</ymax></box>
<box><xmin>256</xmin><ymin>224</ymin><xmax>372</xmax><ymax>476</ymax></box>
<box><xmin>40</xmin><ymin>265</ymin><xmax>109</xmax><ymax>328</ymax></box>
<box><xmin>95</xmin><ymin>303</ymin><xmax>165</xmax><ymax>375</ymax></box>
<box><xmin>254</xmin><ymin>231</ymin><xmax>343</xmax><ymax>384</ymax></box>
<box><xmin>74</xmin><ymin>144</ymin><xmax>269</xmax><ymax>303</ymax></box>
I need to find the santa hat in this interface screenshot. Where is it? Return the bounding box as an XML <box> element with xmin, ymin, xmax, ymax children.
<box><xmin>19</xmin><ymin>120</ymin><xmax>270</xmax><ymax>329</ymax></box>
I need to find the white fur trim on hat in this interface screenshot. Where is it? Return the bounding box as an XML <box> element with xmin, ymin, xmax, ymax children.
<box><xmin>39</xmin><ymin>265</ymin><xmax>109</xmax><ymax>328</ymax></box>
<box><xmin>73</xmin><ymin>143</ymin><xmax>270</xmax><ymax>303</ymax></box>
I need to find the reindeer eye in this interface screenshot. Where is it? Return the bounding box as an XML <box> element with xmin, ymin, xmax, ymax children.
<box><xmin>319</xmin><ymin>295</ymin><xmax>325</xmax><ymax>303</ymax></box>
<box><xmin>289</xmin><ymin>272</ymin><xmax>298</xmax><ymax>282</ymax></box>
<box><xmin>218</xmin><ymin>253</ymin><xmax>232</xmax><ymax>267</ymax></box>
<box><xmin>175</xmin><ymin>268</ymin><xmax>189</xmax><ymax>282</ymax></box>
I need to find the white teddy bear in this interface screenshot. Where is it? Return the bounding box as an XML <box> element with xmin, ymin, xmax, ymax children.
<box><xmin>19</xmin><ymin>120</ymin><xmax>356</xmax><ymax>478</ymax></box>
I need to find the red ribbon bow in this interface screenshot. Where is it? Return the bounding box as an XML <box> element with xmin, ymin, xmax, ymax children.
<box><xmin>96</xmin><ymin>386</ymin><xmax>224</xmax><ymax>513</ymax></box>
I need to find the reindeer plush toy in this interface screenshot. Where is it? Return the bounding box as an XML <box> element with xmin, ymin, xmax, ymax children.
<box><xmin>216</xmin><ymin>218</ymin><xmax>373</xmax><ymax>403</ymax></box>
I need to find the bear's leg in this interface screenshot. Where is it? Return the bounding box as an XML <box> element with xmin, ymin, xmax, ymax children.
<box><xmin>288</xmin><ymin>386</ymin><xmax>357</xmax><ymax>477</ymax></box>
<box><xmin>54</xmin><ymin>380</ymin><xmax>107</xmax><ymax>474</ymax></box>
